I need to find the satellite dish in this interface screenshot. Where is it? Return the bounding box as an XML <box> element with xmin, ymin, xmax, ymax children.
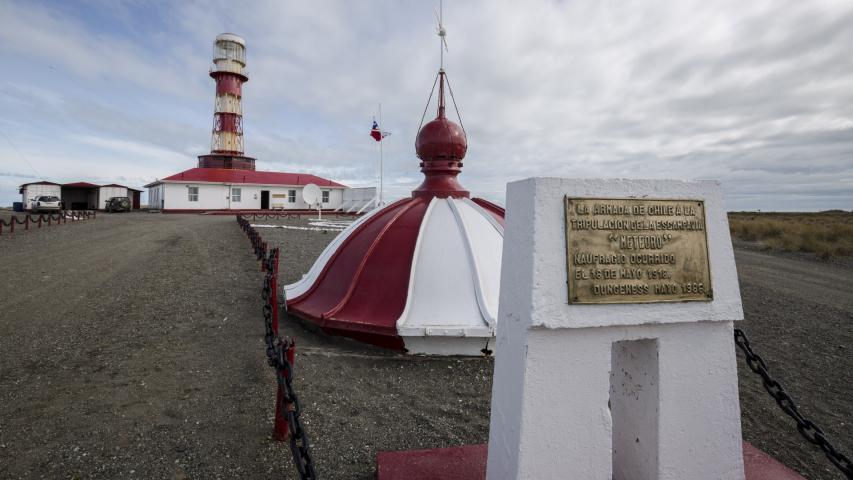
<box><xmin>302</xmin><ymin>183</ymin><xmax>323</xmax><ymax>220</ymax></box>
<box><xmin>302</xmin><ymin>183</ymin><xmax>321</xmax><ymax>205</ymax></box>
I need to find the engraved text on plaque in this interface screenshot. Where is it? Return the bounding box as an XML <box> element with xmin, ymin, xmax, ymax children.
<box><xmin>565</xmin><ymin>197</ymin><xmax>712</xmax><ymax>304</ymax></box>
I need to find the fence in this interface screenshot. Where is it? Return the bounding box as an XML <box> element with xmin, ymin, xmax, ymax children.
<box><xmin>735</xmin><ymin>328</ymin><xmax>852</xmax><ymax>478</ymax></box>
<box><xmin>0</xmin><ymin>211</ymin><xmax>96</xmax><ymax>237</ymax></box>
<box><xmin>237</xmin><ymin>215</ymin><xmax>317</xmax><ymax>479</ymax></box>
<box><xmin>235</xmin><ymin>214</ymin><xmax>850</xmax><ymax>479</ymax></box>
<box><xmin>247</xmin><ymin>211</ymin><xmax>356</xmax><ymax>221</ymax></box>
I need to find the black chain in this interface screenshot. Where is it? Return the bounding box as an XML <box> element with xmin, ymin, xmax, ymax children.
<box><xmin>1</xmin><ymin>211</ymin><xmax>94</xmax><ymax>236</ymax></box>
<box><xmin>260</xmin><ymin>249</ymin><xmax>317</xmax><ymax>479</ymax></box>
<box><xmin>734</xmin><ymin>328</ymin><xmax>853</xmax><ymax>479</ymax></box>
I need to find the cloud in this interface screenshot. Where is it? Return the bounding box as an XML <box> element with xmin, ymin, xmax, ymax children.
<box><xmin>0</xmin><ymin>0</ymin><xmax>851</xmax><ymax>210</ymax></box>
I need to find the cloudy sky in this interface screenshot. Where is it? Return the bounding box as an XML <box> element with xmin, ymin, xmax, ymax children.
<box><xmin>1</xmin><ymin>0</ymin><xmax>851</xmax><ymax>210</ymax></box>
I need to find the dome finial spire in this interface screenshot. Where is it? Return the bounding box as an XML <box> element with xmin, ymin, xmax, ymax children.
<box><xmin>437</xmin><ymin>69</ymin><xmax>446</xmax><ymax>119</ymax></box>
<box><xmin>413</xmin><ymin>0</ymin><xmax>468</xmax><ymax>199</ymax></box>
<box><xmin>435</xmin><ymin>0</ymin><xmax>448</xmax><ymax>69</ymax></box>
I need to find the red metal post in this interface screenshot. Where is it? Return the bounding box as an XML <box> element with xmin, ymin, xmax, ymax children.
<box><xmin>25</xmin><ymin>216</ymin><xmax>29</xmax><ymax>230</ymax></box>
<box><xmin>9</xmin><ymin>218</ymin><xmax>14</xmax><ymax>235</ymax></box>
<box><xmin>38</xmin><ymin>216</ymin><xmax>42</xmax><ymax>228</ymax></box>
<box><xmin>271</xmin><ymin>249</ymin><xmax>289</xmax><ymax>441</ymax></box>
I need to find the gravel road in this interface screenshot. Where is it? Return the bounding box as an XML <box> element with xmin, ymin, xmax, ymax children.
<box><xmin>0</xmin><ymin>213</ymin><xmax>293</xmax><ymax>479</ymax></box>
<box><xmin>0</xmin><ymin>214</ymin><xmax>849</xmax><ymax>479</ymax></box>
<box><xmin>734</xmin><ymin>249</ymin><xmax>853</xmax><ymax>480</ymax></box>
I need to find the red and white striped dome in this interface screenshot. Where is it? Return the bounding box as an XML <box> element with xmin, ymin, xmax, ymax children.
<box><xmin>285</xmin><ymin>70</ymin><xmax>505</xmax><ymax>355</ymax></box>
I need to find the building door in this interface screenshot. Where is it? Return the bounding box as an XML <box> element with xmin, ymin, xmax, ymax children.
<box><xmin>132</xmin><ymin>191</ymin><xmax>140</xmax><ymax>209</ymax></box>
<box><xmin>261</xmin><ymin>190</ymin><xmax>270</xmax><ymax>210</ymax></box>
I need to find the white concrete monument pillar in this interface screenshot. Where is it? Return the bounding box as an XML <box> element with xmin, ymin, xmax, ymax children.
<box><xmin>487</xmin><ymin>178</ymin><xmax>745</xmax><ymax>480</ymax></box>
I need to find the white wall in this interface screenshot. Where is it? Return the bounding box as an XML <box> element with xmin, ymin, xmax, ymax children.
<box><xmin>162</xmin><ymin>183</ymin><xmax>228</xmax><ymax>210</ymax></box>
<box><xmin>486</xmin><ymin>178</ymin><xmax>745</xmax><ymax>480</ymax></box>
<box><xmin>22</xmin><ymin>184</ymin><xmax>61</xmax><ymax>210</ymax></box>
<box><xmin>157</xmin><ymin>182</ymin><xmax>346</xmax><ymax>210</ymax></box>
<box><xmin>341</xmin><ymin>187</ymin><xmax>377</xmax><ymax>212</ymax></box>
<box><xmin>323</xmin><ymin>188</ymin><xmax>344</xmax><ymax>209</ymax></box>
<box><xmin>342</xmin><ymin>187</ymin><xmax>376</xmax><ymax>203</ymax></box>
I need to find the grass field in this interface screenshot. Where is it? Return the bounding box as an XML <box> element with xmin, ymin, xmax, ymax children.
<box><xmin>728</xmin><ymin>211</ymin><xmax>853</xmax><ymax>258</ymax></box>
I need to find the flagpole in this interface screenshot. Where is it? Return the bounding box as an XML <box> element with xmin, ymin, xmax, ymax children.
<box><xmin>378</xmin><ymin>102</ymin><xmax>384</xmax><ymax>206</ymax></box>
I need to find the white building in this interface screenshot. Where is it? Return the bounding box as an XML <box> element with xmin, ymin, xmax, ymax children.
<box><xmin>18</xmin><ymin>181</ymin><xmax>142</xmax><ymax>211</ymax></box>
<box><xmin>339</xmin><ymin>187</ymin><xmax>378</xmax><ymax>214</ymax></box>
<box><xmin>19</xmin><ymin>181</ymin><xmax>61</xmax><ymax>209</ymax></box>
<box><xmin>144</xmin><ymin>167</ymin><xmax>349</xmax><ymax>212</ymax></box>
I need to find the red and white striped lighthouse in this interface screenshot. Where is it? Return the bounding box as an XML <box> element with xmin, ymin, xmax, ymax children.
<box><xmin>198</xmin><ymin>33</ymin><xmax>256</xmax><ymax>171</ymax></box>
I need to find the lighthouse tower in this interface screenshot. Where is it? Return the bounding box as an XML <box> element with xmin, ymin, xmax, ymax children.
<box><xmin>197</xmin><ymin>33</ymin><xmax>256</xmax><ymax>171</ymax></box>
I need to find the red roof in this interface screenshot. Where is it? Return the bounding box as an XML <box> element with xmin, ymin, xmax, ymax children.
<box><xmin>147</xmin><ymin>168</ymin><xmax>347</xmax><ymax>188</ymax></box>
<box><xmin>63</xmin><ymin>182</ymin><xmax>100</xmax><ymax>188</ymax></box>
<box><xmin>101</xmin><ymin>183</ymin><xmax>143</xmax><ymax>191</ymax></box>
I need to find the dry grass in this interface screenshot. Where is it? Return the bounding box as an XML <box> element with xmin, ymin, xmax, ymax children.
<box><xmin>728</xmin><ymin>211</ymin><xmax>853</xmax><ymax>259</ymax></box>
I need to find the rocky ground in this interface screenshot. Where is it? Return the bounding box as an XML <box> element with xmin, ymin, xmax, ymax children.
<box><xmin>0</xmin><ymin>213</ymin><xmax>850</xmax><ymax>479</ymax></box>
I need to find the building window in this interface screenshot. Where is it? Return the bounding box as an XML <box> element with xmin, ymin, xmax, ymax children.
<box><xmin>188</xmin><ymin>186</ymin><xmax>199</xmax><ymax>202</ymax></box>
<box><xmin>288</xmin><ymin>190</ymin><xmax>296</xmax><ymax>203</ymax></box>
<box><xmin>322</xmin><ymin>190</ymin><xmax>330</xmax><ymax>203</ymax></box>
<box><xmin>231</xmin><ymin>187</ymin><xmax>241</xmax><ymax>202</ymax></box>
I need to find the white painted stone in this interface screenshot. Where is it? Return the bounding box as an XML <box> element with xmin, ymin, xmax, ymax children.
<box><xmin>486</xmin><ymin>178</ymin><xmax>745</xmax><ymax>480</ymax></box>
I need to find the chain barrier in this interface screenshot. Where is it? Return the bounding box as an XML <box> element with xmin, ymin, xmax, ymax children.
<box><xmin>236</xmin><ymin>215</ymin><xmax>853</xmax><ymax>478</ymax></box>
<box><xmin>237</xmin><ymin>215</ymin><xmax>269</xmax><ymax>268</ymax></box>
<box><xmin>263</xmin><ymin>252</ymin><xmax>316</xmax><ymax>479</ymax></box>
<box><xmin>0</xmin><ymin>210</ymin><xmax>96</xmax><ymax>237</ymax></box>
<box><xmin>734</xmin><ymin>328</ymin><xmax>853</xmax><ymax>479</ymax></box>
<box><xmin>238</xmin><ymin>216</ymin><xmax>317</xmax><ymax>479</ymax></box>
<box><xmin>248</xmin><ymin>212</ymin><xmax>354</xmax><ymax>221</ymax></box>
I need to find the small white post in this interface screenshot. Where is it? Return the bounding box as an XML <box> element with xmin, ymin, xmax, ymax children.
<box><xmin>487</xmin><ymin>178</ymin><xmax>745</xmax><ymax>480</ymax></box>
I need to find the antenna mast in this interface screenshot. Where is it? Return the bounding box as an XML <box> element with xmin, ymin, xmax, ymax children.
<box><xmin>436</xmin><ymin>0</ymin><xmax>448</xmax><ymax>69</ymax></box>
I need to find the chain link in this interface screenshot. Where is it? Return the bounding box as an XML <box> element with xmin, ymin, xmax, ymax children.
<box><xmin>259</xmin><ymin>247</ymin><xmax>317</xmax><ymax>479</ymax></box>
<box><xmin>734</xmin><ymin>328</ymin><xmax>853</xmax><ymax>479</ymax></box>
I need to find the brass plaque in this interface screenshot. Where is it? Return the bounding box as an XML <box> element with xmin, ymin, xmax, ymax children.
<box><xmin>565</xmin><ymin>197</ymin><xmax>712</xmax><ymax>304</ymax></box>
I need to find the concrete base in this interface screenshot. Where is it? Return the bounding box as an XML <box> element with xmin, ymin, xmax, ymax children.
<box><xmin>376</xmin><ymin>442</ymin><xmax>805</xmax><ymax>480</ymax></box>
<box><xmin>402</xmin><ymin>336</ymin><xmax>494</xmax><ymax>356</ymax></box>
<box><xmin>377</xmin><ymin>444</ymin><xmax>488</xmax><ymax>480</ymax></box>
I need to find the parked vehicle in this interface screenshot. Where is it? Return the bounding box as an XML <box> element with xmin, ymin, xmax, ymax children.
<box><xmin>30</xmin><ymin>196</ymin><xmax>61</xmax><ymax>212</ymax></box>
<box><xmin>105</xmin><ymin>196</ymin><xmax>132</xmax><ymax>213</ymax></box>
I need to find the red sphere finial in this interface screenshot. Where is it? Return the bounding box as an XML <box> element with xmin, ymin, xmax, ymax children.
<box><xmin>413</xmin><ymin>69</ymin><xmax>469</xmax><ymax>199</ymax></box>
<box><xmin>415</xmin><ymin>70</ymin><xmax>467</xmax><ymax>162</ymax></box>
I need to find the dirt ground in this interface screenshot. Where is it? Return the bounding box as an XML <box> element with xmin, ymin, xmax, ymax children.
<box><xmin>0</xmin><ymin>213</ymin><xmax>850</xmax><ymax>479</ymax></box>
<box><xmin>733</xmin><ymin>247</ymin><xmax>853</xmax><ymax>480</ymax></box>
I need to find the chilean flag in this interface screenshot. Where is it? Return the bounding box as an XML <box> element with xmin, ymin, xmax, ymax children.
<box><xmin>370</xmin><ymin>119</ymin><xmax>390</xmax><ymax>142</ymax></box>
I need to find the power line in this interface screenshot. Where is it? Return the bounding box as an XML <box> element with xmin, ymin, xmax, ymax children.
<box><xmin>0</xmin><ymin>131</ymin><xmax>42</xmax><ymax>179</ymax></box>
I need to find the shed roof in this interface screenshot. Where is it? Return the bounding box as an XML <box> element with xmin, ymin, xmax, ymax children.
<box><xmin>19</xmin><ymin>181</ymin><xmax>61</xmax><ymax>188</ymax></box>
<box><xmin>18</xmin><ymin>181</ymin><xmax>61</xmax><ymax>194</ymax></box>
<box><xmin>101</xmin><ymin>183</ymin><xmax>143</xmax><ymax>191</ymax></box>
<box><xmin>145</xmin><ymin>168</ymin><xmax>347</xmax><ymax>188</ymax></box>
<box><xmin>63</xmin><ymin>182</ymin><xmax>100</xmax><ymax>188</ymax></box>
